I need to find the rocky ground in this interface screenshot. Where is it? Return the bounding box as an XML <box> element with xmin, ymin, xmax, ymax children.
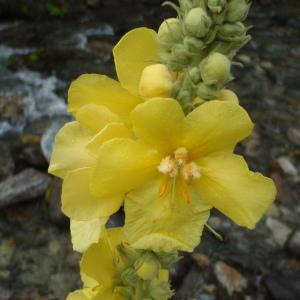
<box><xmin>0</xmin><ymin>0</ymin><xmax>299</xmax><ymax>299</ymax></box>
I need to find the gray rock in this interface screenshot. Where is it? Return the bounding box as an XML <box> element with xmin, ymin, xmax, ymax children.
<box><xmin>0</xmin><ymin>285</ymin><xmax>12</xmax><ymax>300</ymax></box>
<box><xmin>0</xmin><ymin>142</ymin><xmax>14</xmax><ymax>181</ymax></box>
<box><xmin>288</xmin><ymin>230</ymin><xmax>300</xmax><ymax>257</ymax></box>
<box><xmin>275</xmin><ymin>157</ymin><xmax>298</xmax><ymax>177</ymax></box>
<box><xmin>47</xmin><ymin>178</ymin><xmax>67</xmax><ymax>226</ymax></box>
<box><xmin>214</xmin><ymin>261</ymin><xmax>248</xmax><ymax>296</ymax></box>
<box><xmin>0</xmin><ymin>168</ymin><xmax>51</xmax><ymax>208</ymax></box>
<box><xmin>266</xmin><ymin>218</ymin><xmax>292</xmax><ymax>247</ymax></box>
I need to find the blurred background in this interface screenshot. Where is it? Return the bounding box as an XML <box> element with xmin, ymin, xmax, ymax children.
<box><xmin>0</xmin><ymin>0</ymin><xmax>299</xmax><ymax>299</ymax></box>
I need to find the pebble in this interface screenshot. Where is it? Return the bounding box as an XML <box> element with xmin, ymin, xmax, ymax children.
<box><xmin>0</xmin><ymin>285</ymin><xmax>12</xmax><ymax>300</ymax></box>
<box><xmin>214</xmin><ymin>261</ymin><xmax>248</xmax><ymax>296</ymax></box>
<box><xmin>266</xmin><ymin>217</ymin><xmax>292</xmax><ymax>247</ymax></box>
<box><xmin>287</xmin><ymin>127</ymin><xmax>300</xmax><ymax>146</ymax></box>
<box><xmin>0</xmin><ymin>237</ymin><xmax>16</xmax><ymax>268</ymax></box>
<box><xmin>0</xmin><ymin>142</ymin><xmax>15</xmax><ymax>181</ymax></box>
<box><xmin>47</xmin><ymin>178</ymin><xmax>67</xmax><ymax>226</ymax></box>
<box><xmin>0</xmin><ymin>168</ymin><xmax>51</xmax><ymax>208</ymax></box>
<box><xmin>241</xmin><ymin>132</ymin><xmax>262</xmax><ymax>157</ymax></box>
<box><xmin>192</xmin><ymin>253</ymin><xmax>210</xmax><ymax>270</ymax></box>
<box><xmin>288</xmin><ymin>230</ymin><xmax>300</xmax><ymax>258</ymax></box>
<box><xmin>274</xmin><ymin>157</ymin><xmax>298</xmax><ymax>176</ymax></box>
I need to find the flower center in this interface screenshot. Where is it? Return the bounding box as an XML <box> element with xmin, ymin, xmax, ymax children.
<box><xmin>157</xmin><ymin>147</ymin><xmax>201</xmax><ymax>203</ymax></box>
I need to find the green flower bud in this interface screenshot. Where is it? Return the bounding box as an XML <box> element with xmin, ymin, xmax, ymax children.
<box><xmin>184</xmin><ymin>7</ymin><xmax>212</xmax><ymax>38</ymax></box>
<box><xmin>217</xmin><ymin>22</ymin><xmax>248</xmax><ymax>42</ymax></box>
<box><xmin>226</xmin><ymin>0</ymin><xmax>251</xmax><ymax>22</ymax></box>
<box><xmin>179</xmin><ymin>0</ymin><xmax>206</xmax><ymax>12</ymax></box>
<box><xmin>197</xmin><ymin>82</ymin><xmax>219</xmax><ymax>99</ymax></box>
<box><xmin>120</xmin><ymin>267</ymin><xmax>139</xmax><ymax>287</ymax></box>
<box><xmin>189</xmin><ymin>67</ymin><xmax>201</xmax><ymax>84</ymax></box>
<box><xmin>207</xmin><ymin>0</ymin><xmax>227</xmax><ymax>13</ymax></box>
<box><xmin>114</xmin><ymin>286</ymin><xmax>134</xmax><ymax>300</ymax></box>
<box><xmin>117</xmin><ymin>244</ymin><xmax>139</xmax><ymax>265</ymax></box>
<box><xmin>184</xmin><ymin>36</ymin><xmax>204</xmax><ymax>52</ymax></box>
<box><xmin>158</xmin><ymin>18</ymin><xmax>182</xmax><ymax>44</ymax></box>
<box><xmin>200</xmin><ymin>52</ymin><xmax>231</xmax><ymax>85</ymax></box>
<box><xmin>172</xmin><ymin>44</ymin><xmax>191</xmax><ymax>65</ymax></box>
<box><xmin>134</xmin><ymin>252</ymin><xmax>160</xmax><ymax>281</ymax></box>
<box><xmin>149</xmin><ymin>281</ymin><xmax>173</xmax><ymax>300</ymax></box>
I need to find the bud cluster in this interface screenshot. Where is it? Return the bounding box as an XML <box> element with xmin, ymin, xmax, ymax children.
<box><xmin>158</xmin><ymin>0</ymin><xmax>251</xmax><ymax>111</ymax></box>
<box><xmin>114</xmin><ymin>244</ymin><xmax>178</xmax><ymax>300</ymax></box>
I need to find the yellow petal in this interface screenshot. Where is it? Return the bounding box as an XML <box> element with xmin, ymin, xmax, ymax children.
<box><xmin>70</xmin><ymin>218</ymin><xmax>107</xmax><ymax>253</ymax></box>
<box><xmin>81</xmin><ymin>228</ymin><xmax>122</xmax><ymax>287</ymax></box>
<box><xmin>62</xmin><ymin>167</ymin><xmax>123</xmax><ymax>220</ymax></box>
<box><xmin>124</xmin><ymin>177</ymin><xmax>211</xmax><ymax>252</ymax></box>
<box><xmin>48</xmin><ymin>121</ymin><xmax>95</xmax><ymax>179</ymax></box>
<box><xmin>131</xmin><ymin>98</ymin><xmax>184</xmax><ymax>155</ymax></box>
<box><xmin>76</xmin><ymin>104</ymin><xmax>121</xmax><ymax>133</ymax></box>
<box><xmin>68</xmin><ymin>74</ymin><xmax>141</xmax><ymax>124</ymax></box>
<box><xmin>193</xmin><ymin>152</ymin><xmax>276</xmax><ymax>229</ymax></box>
<box><xmin>217</xmin><ymin>89</ymin><xmax>239</xmax><ymax>104</ymax></box>
<box><xmin>86</xmin><ymin>123</ymin><xmax>133</xmax><ymax>155</ymax></box>
<box><xmin>91</xmin><ymin>138</ymin><xmax>160</xmax><ymax>197</ymax></box>
<box><xmin>66</xmin><ymin>290</ymin><xmax>89</xmax><ymax>300</ymax></box>
<box><xmin>113</xmin><ymin>28</ymin><xmax>160</xmax><ymax>96</ymax></box>
<box><xmin>183</xmin><ymin>100</ymin><xmax>254</xmax><ymax>157</ymax></box>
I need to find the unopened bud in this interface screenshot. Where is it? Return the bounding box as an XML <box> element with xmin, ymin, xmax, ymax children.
<box><xmin>120</xmin><ymin>267</ymin><xmax>139</xmax><ymax>286</ymax></box>
<box><xmin>207</xmin><ymin>0</ymin><xmax>227</xmax><ymax>13</ymax></box>
<box><xmin>217</xmin><ymin>89</ymin><xmax>239</xmax><ymax>103</ymax></box>
<box><xmin>158</xmin><ymin>18</ymin><xmax>182</xmax><ymax>44</ymax></box>
<box><xmin>184</xmin><ymin>7</ymin><xmax>212</xmax><ymax>38</ymax></box>
<box><xmin>184</xmin><ymin>36</ymin><xmax>204</xmax><ymax>52</ymax></box>
<box><xmin>217</xmin><ymin>22</ymin><xmax>248</xmax><ymax>42</ymax></box>
<box><xmin>226</xmin><ymin>0</ymin><xmax>251</xmax><ymax>22</ymax></box>
<box><xmin>134</xmin><ymin>252</ymin><xmax>160</xmax><ymax>281</ymax></box>
<box><xmin>139</xmin><ymin>64</ymin><xmax>173</xmax><ymax>98</ymax></box>
<box><xmin>197</xmin><ymin>82</ymin><xmax>218</xmax><ymax>99</ymax></box>
<box><xmin>189</xmin><ymin>67</ymin><xmax>201</xmax><ymax>84</ymax></box>
<box><xmin>200</xmin><ymin>52</ymin><xmax>231</xmax><ymax>85</ymax></box>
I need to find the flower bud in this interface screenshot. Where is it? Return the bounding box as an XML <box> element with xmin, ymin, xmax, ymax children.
<box><xmin>200</xmin><ymin>52</ymin><xmax>231</xmax><ymax>85</ymax></box>
<box><xmin>217</xmin><ymin>89</ymin><xmax>239</xmax><ymax>103</ymax></box>
<box><xmin>139</xmin><ymin>64</ymin><xmax>173</xmax><ymax>98</ymax></box>
<box><xmin>197</xmin><ymin>82</ymin><xmax>218</xmax><ymax>99</ymax></box>
<box><xmin>158</xmin><ymin>18</ymin><xmax>182</xmax><ymax>44</ymax></box>
<box><xmin>207</xmin><ymin>0</ymin><xmax>227</xmax><ymax>13</ymax></box>
<box><xmin>226</xmin><ymin>0</ymin><xmax>251</xmax><ymax>22</ymax></box>
<box><xmin>189</xmin><ymin>67</ymin><xmax>201</xmax><ymax>84</ymax></box>
<box><xmin>184</xmin><ymin>36</ymin><xmax>204</xmax><ymax>52</ymax></box>
<box><xmin>217</xmin><ymin>22</ymin><xmax>248</xmax><ymax>42</ymax></box>
<box><xmin>184</xmin><ymin>7</ymin><xmax>212</xmax><ymax>38</ymax></box>
<box><xmin>120</xmin><ymin>267</ymin><xmax>139</xmax><ymax>286</ymax></box>
<box><xmin>134</xmin><ymin>253</ymin><xmax>160</xmax><ymax>281</ymax></box>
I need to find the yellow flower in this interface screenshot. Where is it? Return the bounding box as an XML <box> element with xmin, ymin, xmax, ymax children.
<box><xmin>49</xmin><ymin>27</ymin><xmax>161</xmax><ymax>180</ymax></box>
<box><xmin>66</xmin><ymin>228</ymin><xmax>173</xmax><ymax>300</ymax></box>
<box><xmin>91</xmin><ymin>99</ymin><xmax>276</xmax><ymax>252</ymax></box>
<box><xmin>48</xmin><ymin>27</ymin><xmax>163</xmax><ymax>252</ymax></box>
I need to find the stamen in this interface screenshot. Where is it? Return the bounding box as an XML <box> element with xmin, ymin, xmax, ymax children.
<box><xmin>159</xmin><ymin>175</ymin><xmax>170</xmax><ymax>197</ymax></box>
<box><xmin>157</xmin><ymin>156</ymin><xmax>178</xmax><ymax>177</ymax></box>
<box><xmin>181</xmin><ymin>162</ymin><xmax>201</xmax><ymax>181</ymax></box>
<box><xmin>179</xmin><ymin>178</ymin><xmax>190</xmax><ymax>204</ymax></box>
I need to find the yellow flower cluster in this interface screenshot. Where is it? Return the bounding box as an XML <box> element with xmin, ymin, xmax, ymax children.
<box><xmin>48</xmin><ymin>24</ymin><xmax>276</xmax><ymax>300</ymax></box>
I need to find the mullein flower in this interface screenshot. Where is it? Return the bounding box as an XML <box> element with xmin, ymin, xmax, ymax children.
<box><xmin>48</xmin><ymin>27</ymin><xmax>168</xmax><ymax>252</ymax></box>
<box><xmin>67</xmin><ymin>228</ymin><xmax>174</xmax><ymax>300</ymax></box>
<box><xmin>90</xmin><ymin>98</ymin><xmax>276</xmax><ymax>252</ymax></box>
